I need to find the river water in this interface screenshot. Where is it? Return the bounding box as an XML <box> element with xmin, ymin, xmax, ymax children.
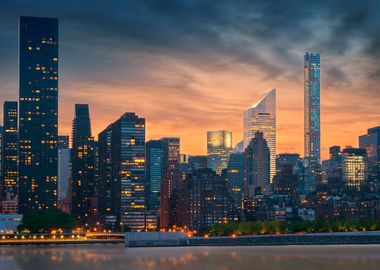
<box><xmin>0</xmin><ymin>244</ymin><xmax>379</xmax><ymax>270</ymax></box>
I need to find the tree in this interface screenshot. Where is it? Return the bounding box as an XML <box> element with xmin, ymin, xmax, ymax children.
<box><xmin>17</xmin><ymin>209</ymin><xmax>76</xmax><ymax>233</ymax></box>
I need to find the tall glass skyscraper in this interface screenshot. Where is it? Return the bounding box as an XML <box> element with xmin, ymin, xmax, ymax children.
<box><xmin>244</xmin><ymin>89</ymin><xmax>276</xmax><ymax>182</ymax></box>
<box><xmin>18</xmin><ymin>16</ymin><xmax>59</xmax><ymax>212</ymax></box>
<box><xmin>2</xmin><ymin>101</ymin><xmax>18</xmax><ymax>206</ymax></box>
<box><xmin>304</xmin><ymin>52</ymin><xmax>321</xmax><ymax>164</ymax></box>
<box><xmin>98</xmin><ymin>113</ymin><xmax>146</xmax><ymax>231</ymax></box>
<box><xmin>145</xmin><ymin>140</ymin><xmax>168</xmax><ymax>212</ymax></box>
<box><xmin>71</xmin><ymin>104</ymin><xmax>95</xmax><ymax>224</ymax></box>
<box><xmin>207</xmin><ymin>130</ymin><xmax>234</xmax><ymax>175</ymax></box>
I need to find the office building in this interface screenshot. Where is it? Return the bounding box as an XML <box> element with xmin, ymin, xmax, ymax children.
<box><xmin>342</xmin><ymin>148</ymin><xmax>367</xmax><ymax>190</ymax></box>
<box><xmin>160</xmin><ymin>137</ymin><xmax>180</xmax><ymax>163</ymax></box>
<box><xmin>18</xmin><ymin>16</ymin><xmax>59</xmax><ymax>212</ymax></box>
<box><xmin>244</xmin><ymin>132</ymin><xmax>270</xmax><ymax>196</ymax></box>
<box><xmin>304</xmin><ymin>52</ymin><xmax>321</xmax><ymax>163</ymax></box>
<box><xmin>225</xmin><ymin>153</ymin><xmax>245</xmax><ymax>209</ymax></box>
<box><xmin>180</xmin><ymin>168</ymin><xmax>230</xmax><ymax>230</ymax></box>
<box><xmin>359</xmin><ymin>127</ymin><xmax>380</xmax><ymax>186</ymax></box>
<box><xmin>207</xmin><ymin>130</ymin><xmax>234</xmax><ymax>175</ymax></box>
<box><xmin>244</xmin><ymin>89</ymin><xmax>276</xmax><ymax>182</ymax></box>
<box><xmin>71</xmin><ymin>104</ymin><xmax>95</xmax><ymax>224</ymax></box>
<box><xmin>1</xmin><ymin>102</ymin><xmax>18</xmax><ymax>206</ymax></box>
<box><xmin>98</xmin><ymin>113</ymin><xmax>145</xmax><ymax>231</ymax></box>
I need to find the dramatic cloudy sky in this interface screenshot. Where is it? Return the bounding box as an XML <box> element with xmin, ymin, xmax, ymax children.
<box><xmin>0</xmin><ymin>0</ymin><xmax>379</xmax><ymax>159</ymax></box>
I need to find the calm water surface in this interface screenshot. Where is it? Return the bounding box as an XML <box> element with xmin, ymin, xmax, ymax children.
<box><xmin>0</xmin><ymin>244</ymin><xmax>380</xmax><ymax>270</ymax></box>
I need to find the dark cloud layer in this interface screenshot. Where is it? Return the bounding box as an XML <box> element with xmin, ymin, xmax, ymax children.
<box><xmin>0</xmin><ymin>0</ymin><xmax>379</xmax><ymax>156</ymax></box>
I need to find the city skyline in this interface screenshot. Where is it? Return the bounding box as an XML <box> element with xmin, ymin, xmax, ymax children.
<box><xmin>0</xmin><ymin>2</ymin><xmax>379</xmax><ymax>160</ymax></box>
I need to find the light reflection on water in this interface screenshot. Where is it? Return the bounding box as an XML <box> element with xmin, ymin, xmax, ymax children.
<box><xmin>0</xmin><ymin>244</ymin><xmax>380</xmax><ymax>270</ymax></box>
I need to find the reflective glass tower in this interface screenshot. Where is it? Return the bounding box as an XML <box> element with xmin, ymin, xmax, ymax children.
<box><xmin>18</xmin><ymin>16</ymin><xmax>59</xmax><ymax>212</ymax></box>
<box><xmin>145</xmin><ymin>140</ymin><xmax>168</xmax><ymax>213</ymax></box>
<box><xmin>304</xmin><ymin>52</ymin><xmax>321</xmax><ymax>164</ymax></box>
<box><xmin>244</xmin><ymin>89</ymin><xmax>276</xmax><ymax>182</ymax></box>
<box><xmin>207</xmin><ymin>130</ymin><xmax>234</xmax><ymax>175</ymax></box>
<box><xmin>98</xmin><ymin>113</ymin><xmax>145</xmax><ymax>231</ymax></box>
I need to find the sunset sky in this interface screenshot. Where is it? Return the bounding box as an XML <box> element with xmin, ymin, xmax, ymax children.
<box><xmin>0</xmin><ymin>1</ymin><xmax>379</xmax><ymax>160</ymax></box>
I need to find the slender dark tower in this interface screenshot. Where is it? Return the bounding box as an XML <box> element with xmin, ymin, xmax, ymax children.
<box><xmin>304</xmin><ymin>52</ymin><xmax>321</xmax><ymax>164</ymax></box>
<box><xmin>18</xmin><ymin>16</ymin><xmax>59</xmax><ymax>212</ymax></box>
<box><xmin>2</xmin><ymin>102</ymin><xmax>18</xmax><ymax>209</ymax></box>
<box><xmin>71</xmin><ymin>104</ymin><xmax>95</xmax><ymax>224</ymax></box>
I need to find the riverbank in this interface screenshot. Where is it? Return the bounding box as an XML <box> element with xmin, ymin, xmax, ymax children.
<box><xmin>125</xmin><ymin>231</ymin><xmax>380</xmax><ymax>247</ymax></box>
<box><xmin>187</xmin><ymin>231</ymin><xmax>380</xmax><ymax>246</ymax></box>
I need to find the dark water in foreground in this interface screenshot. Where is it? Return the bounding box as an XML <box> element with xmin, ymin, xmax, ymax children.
<box><xmin>0</xmin><ymin>244</ymin><xmax>380</xmax><ymax>270</ymax></box>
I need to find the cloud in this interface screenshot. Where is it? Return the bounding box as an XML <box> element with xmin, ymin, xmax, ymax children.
<box><xmin>0</xmin><ymin>0</ymin><xmax>379</xmax><ymax>158</ymax></box>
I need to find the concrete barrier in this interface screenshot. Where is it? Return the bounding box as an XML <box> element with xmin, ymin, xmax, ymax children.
<box><xmin>125</xmin><ymin>232</ymin><xmax>187</xmax><ymax>247</ymax></box>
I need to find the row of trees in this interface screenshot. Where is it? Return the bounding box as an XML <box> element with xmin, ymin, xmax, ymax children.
<box><xmin>17</xmin><ymin>209</ymin><xmax>76</xmax><ymax>233</ymax></box>
<box><xmin>208</xmin><ymin>219</ymin><xmax>380</xmax><ymax>236</ymax></box>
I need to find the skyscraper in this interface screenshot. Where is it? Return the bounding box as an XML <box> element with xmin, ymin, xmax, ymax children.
<box><xmin>18</xmin><ymin>16</ymin><xmax>59</xmax><ymax>212</ymax></box>
<box><xmin>58</xmin><ymin>135</ymin><xmax>70</xmax><ymax>213</ymax></box>
<box><xmin>304</xmin><ymin>52</ymin><xmax>321</xmax><ymax>164</ymax></box>
<box><xmin>342</xmin><ymin>148</ymin><xmax>367</xmax><ymax>190</ymax></box>
<box><xmin>244</xmin><ymin>132</ymin><xmax>270</xmax><ymax>196</ymax></box>
<box><xmin>160</xmin><ymin>137</ymin><xmax>180</xmax><ymax>163</ymax></box>
<box><xmin>207</xmin><ymin>130</ymin><xmax>234</xmax><ymax>175</ymax></box>
<box><xmin>98</xmin><ymin>113</ymin><xmax>145</xmax><ymax>231</ymax></box>
<box><xmin>225</xmin><ymin>153</ymin><xmax>245</xmax><ymax>209</ymax></box>
<box><xmin>1</xmin><ymin>102</ymin><xmax>18</xmax><ymax>201</ymax></box>
<box><xmin>71</xmin><ymin>104</ymin><xmax>95</xmax><ymax>224</ymax></box>
<box><xmin>145</xmin><ymin>140</ymin><xmax>168</xmax><ymax>213</ymax></box>
<box><xmin>359</xmin><ymin>127</ymin><xmax>380</xmax><ymax>187</ymax></box>
<box><xmin>244</xmin><ymin>89</ymin><xmax>276</xmax><ymax>182</ymax></box>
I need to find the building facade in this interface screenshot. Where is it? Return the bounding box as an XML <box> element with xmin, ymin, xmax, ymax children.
<box><xmin>71</xmin><ymin>104</ymin><xmax>95</xmax><ymax>224</ymax></box>
<box><xmin>244</xmin><ymin>132</ymin><xmax>270</xmax><ymax>196</ymax></box>
<box><xmin>244</xmin><ymin>89</ymin><xmax>276</xmax><ymax>182</ymax></box>
<box><xmin>207</xmin><ymin>130</ymin><xmax>234</xmax><ymax>175</ymax></box>
<box><xmin>18</xmin><ymin>16</ymin><xmax>59</xmax><ymax>212</ymax></box>
<box><xmin>359</xmin><ymin>127</ymin><xmax>380</xmax><ymax>187</ymax></box>
<box><xmin>225</xmin><ymin>153</ymin><xmax>245</xmax><ymax>209</ymax></box>
<box><xmin>98</xmin><ymin>113</ymin><xmax>146</xmax><ymax>231</ymax></box>
<box><xmin>342</xmin><ymin>148</ymin><xmax>367</xmax><ymax>190</ymax></box>
<box><xmin>145</xmin><ymin>140</ymin><xmax>168</xmax><ymax>213</ymax></box>
<box><xmin>1</xmin><ymin>101</ymin><xmax>18</xmax><ymax>209</ymax></box>
<box><xmin>304</xmin><ymin>52</ymin><xmax>321</xmax><ymax>164</ymax></box>
<box><xmin>180</xmin><ymin>168</ymin><xmax>230</xmax><ymax>230</ymax></box>
<box><xmin>58</xmin><ymin>135</ymin><xmax>70</xmax><ymax>213</ymax></box>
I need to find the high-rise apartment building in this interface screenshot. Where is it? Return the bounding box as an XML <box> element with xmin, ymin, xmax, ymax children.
<box><xmin>180</xmin><ymin>168</ymin><xmax>230</xmax><ymax>230</ymax></box>
<box><xmin>342</xmin><ymin>148</ymin><xmax>367</xmax><ymax>190</ymax></box>
<box><xmin>18</xmin><ymin>16</ymin><xmax>59</xmax><ymax>212</ymax></box>
<box><xmin>71</xmin><ymin>104</ymin><xmax>95</xmax><ymax>224</ymax></box>
<box><xmin>304</xmin><ymin>52</ymin><xmax>321</xmax><ymax>163</ymax></box>
<box><xmin>2</xmin><ymin>102</ymin><xmax>18</xmax><ymax>199</ymax></box>
<box><xmin>207</xmin><ymin>130</ymin><xmax>234</xmax><ymax>175</ymax></box>
<box><xmin>244</xmin><ymin>132</ymin><xmax>270</xmax><ymax>196</ymax></box>
<box><xmin>244</xmin><ymin>89</ymin><xmax>276</xmax><ymax>182</ymax></box>
<box><xmin>98</xmin><ymin>113</ymin><xmax>146</xmax><ymax>231</ymax></box>
<box><xmin>225</xmin><ymin>153</ymin><xmax>245</xmax><ymax>209</ymax></box>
